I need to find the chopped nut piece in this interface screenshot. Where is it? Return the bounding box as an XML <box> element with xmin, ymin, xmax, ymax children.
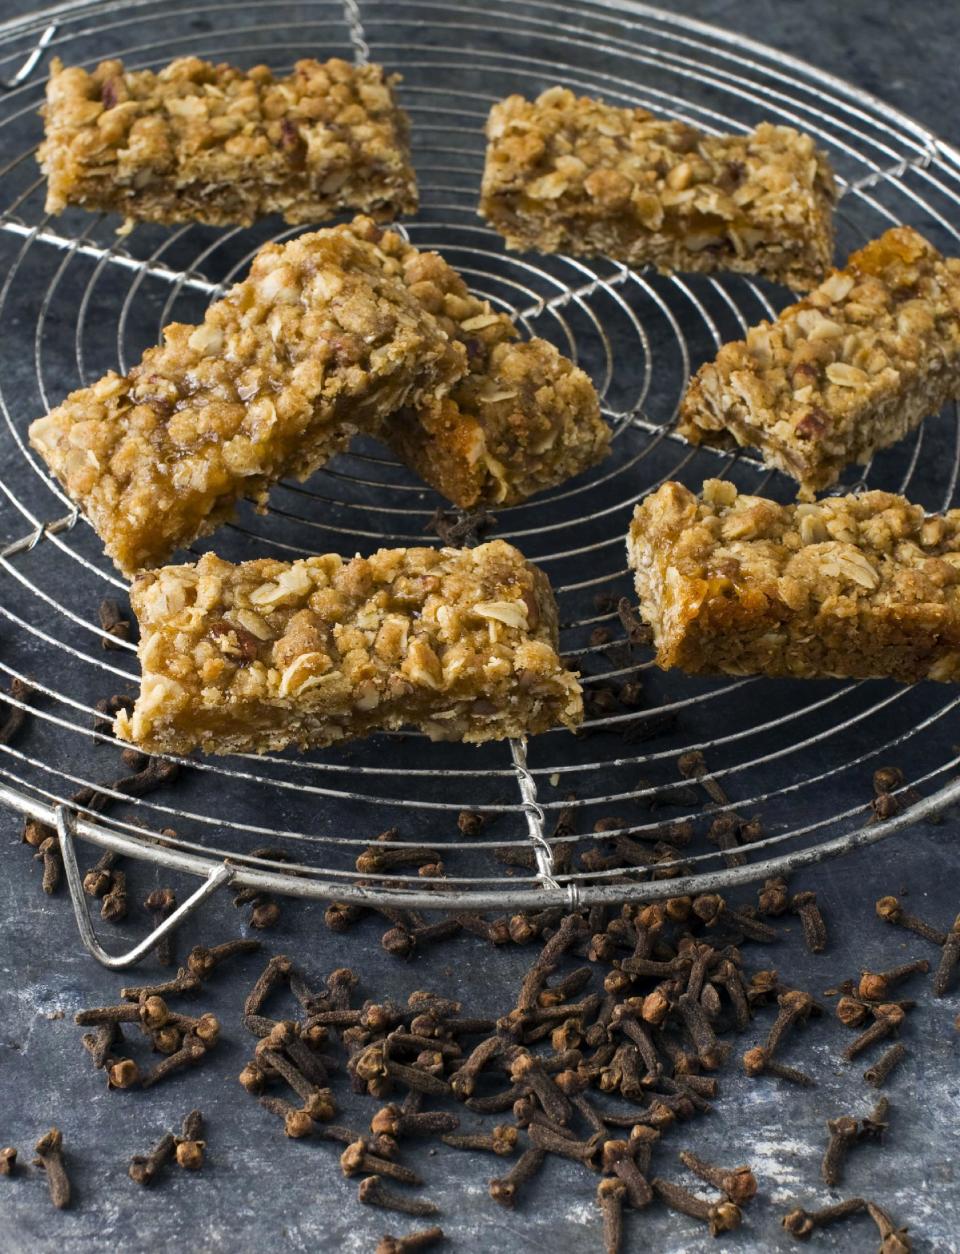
<box><xmin>480</xmin><ymin>86</ymin><xmax>835</xmax><ymax>291</ymax></box>
<box><xmin>117</xmin><ymin>542</ymin><xmax>582</xmax><ymax>754</ymax></box>
<box><xmin>39</xmin><ymin>56</ymin><xmax>417</xmax><ymax>226</ymax></box>
<box><xmin>628</xmin><ymin>480</ymin><xmax>960</xmax><ymax>681</ymax></box>
<box><xmin>679</xmin><ymin>228</ymin><xmax>960</xmax><ymax>497</ymax></box>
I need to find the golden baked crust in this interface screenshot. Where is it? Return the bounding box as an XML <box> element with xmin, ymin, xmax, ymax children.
<box><xmin>628</xmin><ymin>479</ymin><xmax>960</xmax><ymax>682</ymax></box>
<box><xmin>29</xmin><ymin>218</ymin><xmax>465</xmax><ymax>576</ymax></box>
<box><xmin>116</xmin><ymin>541</ymin><xmax>583</xmax><ymax>754</ymax></box>
<box><xmin>679</xmin><ymin>227</ymin><xmax>960</xmax><ymax>498</ymax></box>
<box><xmin>480</xmin><ymin>86</ymin><xmax>836</xmax><ymax>291</ymax></box>
<box><xmin>39</xmin><ymin>56</ymin><xmax>417</xmax><ymax>227</ymax></box>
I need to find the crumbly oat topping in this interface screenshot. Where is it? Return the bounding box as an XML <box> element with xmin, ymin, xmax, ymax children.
<box><xmin>480</xmin><ymin>86</ymin><xmax>836</xmax><ymax>291</ymax></box>
<box><xmin>679</xmin><ymin>227</ymin><xmax>960</xmax><ymax>497</ymax></box>
<box><xmin>628</xmin><ymin>479</ymin><xmax>960</xmax><ymax>682</ymax></box>
<box><xmin>116</xmin><ymin>541</ymin><xmax>583</xmax><ymax>754</ymax></box>
<box><xmin>29</xmin><ymin>218</ymin><xmax>466</xmax><ymax>576</ymax></box>
<box><xmin>39</xmin><ymin>56</ymin><xmax>417</xmax><ymax>227</ymax></box>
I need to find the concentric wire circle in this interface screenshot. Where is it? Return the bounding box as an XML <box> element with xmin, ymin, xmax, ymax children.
<box><xmin>1</xmin><ymin>0</ymin><xmax>959</xmax><ymax>910</ymax></box>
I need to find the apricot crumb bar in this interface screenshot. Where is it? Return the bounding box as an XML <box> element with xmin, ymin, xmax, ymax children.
<box><xmin>628</xmin><ymin>479</ymin><xmax>960</xmax><ymax>683</ymax></box>
<box><xmin>39</xmin><ymin>56</ymin><xmax>417</xmax><ymax>227</ymax></box>
<box><xmin>480</xmin><ymin>87</ymin><xmax>836</xmax><ymax>292</ymax></box>
<box><xmin>387</xmin><ymin>337</ymin><xmax>609</xmax><ymax>508</ymax></box>
<box><xmin>116</xmin><ymin>541</ymin><xmax>583</xmax><ymax>754</ymax></box>
<box><xmin>29</xmin><ymin>219</ymin><xmax>465</xmax><ymax>576</ymax></box>
<box><xmin>679</xmin><ymin>228</ymin><xmax>960</xmax><ymax>498</ymax></box>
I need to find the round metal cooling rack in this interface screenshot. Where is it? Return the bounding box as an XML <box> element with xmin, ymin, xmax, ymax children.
<box><xmin>0</xmin><ymin>0</ymin><xmax>959</xmax><ymax>967</ymax></box>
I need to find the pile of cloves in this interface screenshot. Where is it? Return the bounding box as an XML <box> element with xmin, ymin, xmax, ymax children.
<box><xmin>73</xmin><ymin>940</ymin><xmax>261</xmax><ymax>1090</ymax></box>
<box><xmin>7</xmin><ymin>698</ymin><xmax>938</xmax><ymax>1247</ymax></box>
<box><xmin>223</xmin><ymin>891</ymin><xmax>816</xmax><ymax>1244</ymax></box>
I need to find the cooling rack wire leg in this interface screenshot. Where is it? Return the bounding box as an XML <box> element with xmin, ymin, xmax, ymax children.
<box><xmin>55</xmin><ymin>806</ymin><xmax>235</xmax><ymax>970</ymax></box>
<box><xmin>0</xmin><ymin>22</ymin><xmax>55</xmax><ymax>91</ymax></box>
<box><xmin>509</xmin><ymin>738</ymin><xmax>580</xmax><ymax>910</ymax></box>
<box><xmin>342</xmin><ymin>0</ymin><xmax>370</xmax><ymax>66</ymax></box>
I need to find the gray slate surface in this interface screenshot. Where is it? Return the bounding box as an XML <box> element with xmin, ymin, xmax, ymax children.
<box><xmin>0</xmin><ymin>1</ymin><xmax>959</xmax><ymax>1252</ymax></box>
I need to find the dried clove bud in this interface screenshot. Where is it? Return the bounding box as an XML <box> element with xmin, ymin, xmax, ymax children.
<box><xmin>187</xmin><ymin>938</ymin><xmax>261</xmax><ymax>980</ymax></box>
<box><xmin>875</xmin><ymin>896</ymin><xmax>946</xmax><ymax>947</ymax></box>
<box><xmin>821</xmin><ymin>1115</ymin><xmax>859</xmax><ymax>1187</ymax></box>
<box><xmin>678</xmin><ymin>1150</ymin><xmax>757</xmax><ymax>1206</ymax></box>
<box><xmin>358</xmin><ymin>1175</ymin><xmax>440</xmax><ymax>1218</ymax></box>
<box><xmin>790</xmin><ymin>891</ymin><xmax>827</xmax><ymax>953</ymax></box>
<box><xmin>144</xmin><ymin>888</ymin><xmax>177</xmax><ymax>965</ymax></box>
<box><xmin>858</xmin><ymin>959</ymin><xmax>928</xmax><ymax>1002</ymax></box>
<box><xmin>174</xmin><ymin>1110</ymin><xmax>205</xmax><ymax>1170</ymax></box>
<box><xmin>100</xmin><ymin>870</ymin><xmax>128</xmax><ymax>922</ymax></box>
<box><xmin>934</xmin><ymin>915</ymin><xmax>960</xmax><ymax>997</ymax></box>
<box><xmin>597</xmin><ymin>1177</ymin><xmax>627</xmax><ymax>1254</ymax></box>
<box><xmin>489</xmin><ymin>1147</ymin><xmax>546</xmax><ymax>1209</ymax></box>
<box><xmin>129</xmin><ymin>1131</ymin><xmax>176</xmax><ymax>1185</ymax></box>
<box><xmin>375</xmin><ymin>1228</ymin><xmax>445</xmax><ymax>1254</ymax></box>
<box><xmin>33</xmin><ymin>1129</ymin><xmax>71</xmax><ymax>1208</ymax></box>
<box><xmin>98</xmin><ymin>598</ymin><xmax>131</xmax><ymax>650</ymax></box>
<box><xmin>742</xmin><ymin>1047</ymin><xmax>814</xmax><ymax>1087</ymax></box>
<box><xmin>864</xmin><ymin>1043</ymin><xmax>907</xmax><ymax>1089</ymax></box>
<box><xmin>652</xmin><ymin>1176</ymin><xmax>741</xmax><ymax>1236</ymax></box>
<box><xmin>782</xmin><ymin>1196</ymin><xmax>866</xmax><ymax>1239</ymax></box>
<box><xmin>842</xmin><ymin>1004</ymin><xmax>905</xmax><ymax>1060</ymax></box>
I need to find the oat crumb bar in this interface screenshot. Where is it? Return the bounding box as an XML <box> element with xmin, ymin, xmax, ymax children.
<box><xmin>679</xmin><ymin>227</ymin><xmax>960</xmax><ymax>498</ymax></box>
<box><xmin>480</xmin><ymin>86</ymin><xmax>836</xmax><ymax>291</ymax></box>
<box><xmin>39</xmin><ymin>56</ymin><xmax>417</xmax><ymax>227</ymax></box>
<box><xmin>369</xmin><ymin>230</ymin><xmax>609</xmax><ymax>507</ymax></box>
<box><xmin>29</xmin><ymin>218</ymin><xmax>465</xmax><ymax>576</ymax></box>
<box><xmin>117</xmin><ymin>541</ymin><xmax>583</xmax><ymax>754</ymax></box>
<box><xmin>628</xmin><ymin>479</ymin><xmax>960</xmax><ymax>682</ymax></box>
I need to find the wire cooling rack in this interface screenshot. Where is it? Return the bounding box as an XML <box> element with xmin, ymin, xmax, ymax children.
<box><xmin>1</xmin><ymin>0</ymin><xmax>960</xmax><ymax>965</ymax></box>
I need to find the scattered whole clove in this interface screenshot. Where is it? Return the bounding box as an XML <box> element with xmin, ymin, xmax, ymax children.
<box><xmin>98</xmin><ymin>598</ymin><xmax>131</xmax><ymax>650</ymax></box>
<box><xmin>742</xmin><ymin>1047</ymin><xmax>815</xmax><ymax>1087</ymax></box>
<box><xmin>790</xmin><ymin>891</ymin><xmax>827</xmax><ymax>953</ymax></box>
<box><xmin>100</xmin><ymin>870</ymin><xmax>128</xmax><ymax>922</ymax></box>
<box><xmin>129</xmin><ymin>1131</ymin><xmax>176</xmax><ymax>1186</ymax></box>
<box><xmin>678</xmin><ymin>1150</ymin><xmax>757</xmax><ymax>1206</ymax></box>
<box><xmin>597</xmin><ymin>1177</ymin><xmax>627</xmax><ymax>1253</ymax></box>
<box><xmin>652</xmin><ymin>1176</ymin><xmax>741</xmax><ymax>1236</ymax></box>
<box><xmin>187</xmin><ymin>938</ymin><xmax>261</xmax><ymax>980</ymax></box>
<box><xmin>375</xmin><ymin>1228</ymin><xmax>445</xmax><ymax>1254</ymax></box>
<box><xmin>864</xmin><ymin>1043</ymin><xmax>907</xmax><ymax>1089</ymax></box>
<box><xmin>782</xmin><ymin>1196</ymin><xmax>866</xmax><ymax>1239</ymax></box>
<box><xmin>441</xmin><ymin>1126</ymin><xmax>517</xmax><ymax>1156</ymax></box>
<box><xmin>358</xmin><ymin>1175</ymin><xmax>440</xmax><ymax>1218</ymax></box>
<box><xmin>875</xmin><ymin>896</ymin><xmax>947</xmax><ymax>947</ymax></box>
<box><xmin>842</xmin><ymin>1004</ymin><xmax>905</xmax><ymax>1061</ymax></box>
<box><xmin>858</xmin><ymin>959</ymin><xmax>928</xmax><ymax>1002</ymax></box>
<box><xmin>489</xmin><ymin>1147</ymin><xmax>546</xmax><ymax>1209</ymax></box>
<box><xmin>933</xmin><ymin>915</ymin><xmax>960</xmax><ymax>997</ymax></box>
<box><xmin>144</xmin><ymin>888</ymin><xmax>177</xmax><ymax>965</ymax></box>
<box><xmin>821</xmin><ymin>1115</ymin><xmax>859</xmax><ymax>1187</ymax></box>
<box><xmin>33</xmin><ymin>1129</ymin><xmax>71</xmax><ymax>1209</ymax></box>
<box><xmin>174</xmin><ymin>1110</ymin><xmax>205</xmax><ymax>1170</ymax></box>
